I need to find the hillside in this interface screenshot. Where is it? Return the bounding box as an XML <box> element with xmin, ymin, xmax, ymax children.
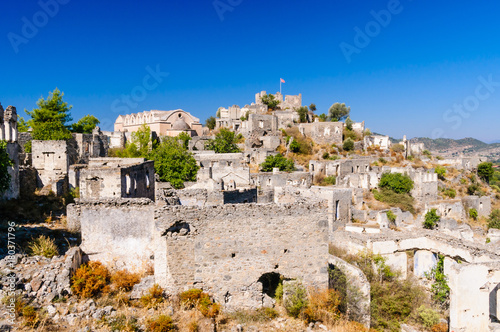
<box><xmin>403</xmin><ymin>137</ymin><xmax>500</xmax><ymax>160</ymax></box>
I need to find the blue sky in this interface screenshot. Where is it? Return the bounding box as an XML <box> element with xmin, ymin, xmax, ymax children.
<box><xmin>1</xmin><ymin>0</ymin><xmax>500</xmax><ymax>141</ymax></box>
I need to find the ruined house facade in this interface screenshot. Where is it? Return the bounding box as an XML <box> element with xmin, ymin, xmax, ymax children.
<box><xmin>298</xmin><ymin>121</ymin><xmax>343</xmax><ymax>145</ymax></box>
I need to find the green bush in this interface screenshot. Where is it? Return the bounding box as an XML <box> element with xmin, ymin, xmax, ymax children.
<box><xmin>425</xmin><ymin>255</ymin><xmax>450</xmax><ymax>305</ymax></box>
<box><xmin>260</xmin><ymin>154</ymin><xmax>295</xmax><ymax>172</ymax></box>
<box><xmin>417</xmin><ymin>305</ymin><xmax>440</xmax><ymax>328</ymax></box>
<box><xmin>391</xmin><ymin>144</ymin><xmax>405</xmax><ymax>153</ymax></box>
<box><xmin>289</xmin><ymin>139</ymin><xmax>301</xmax><ymax>153</ymax></box>
<box><xmin>435</xmin><ymin>166</ymin><xmax>447</xmax><ymax>181</ymax></box>
<box><xmin>322</xmin><ymin>176</ymin><xmax>336</xmax><ymax>186</ymax></box>
<box><xmin>378</xmin><ymin>157</ymin><xmax>387</xmax><ymax>164</ymax></box>
<box><xmin>443</xmin><ymin>188</ymin><xmax>456</xmax><ymax>198</ymax></box>
<box><xmin>488</xmin><ymin>209</ymin><xmax>500</xmax><ymax>229</ymax></box>
<box><xmin>386</xmin><ymin>210</ymin><xmax>397</xmax><ymax>224</ymax></box>
<box><xmin>477</xmin><ymin>162</ymin><xmax>494</xmax><ymax>183</ymax></box>
<box><xmin>343</xmin><ymin>138</ymin><xmax>354</xmax><ymax>151</ymax></box>
<box><xmin>469</xmin><ymin>208</ymin><xmax>478</xmax><ymax>220</ymax></box>
<box><xmin>373</xmin><ymin>188</ymin><xmax>415</xmax><ymax>214</ymax></box>
<box><xmin>205</xmin><ymin>128</ymin><xmax>241</xmax><ymax>153</ymax></box>
<box><xmin>423</xmin><ymin>209</ymin><xmax>440</xmax><ymax>230</ymax></box>
<box><xmin>283</xmin><ymin>281</ymin><xmax>308</xmax><ymax>318</ymax></box>
<box><xmin>379</xmin><ymin>173</ymin><xmax>414</xmax><ymax>194</ymax></box>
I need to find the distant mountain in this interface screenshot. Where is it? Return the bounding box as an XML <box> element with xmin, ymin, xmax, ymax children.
<box><xmin>409</xmin><ymin>137</ymin><xmax>500</xmax><ymax>159</ymax></box>
<box><xmin>488</xmin><ymin>140</ymin><xmax>500</xmax><ymax>144</ymax></box>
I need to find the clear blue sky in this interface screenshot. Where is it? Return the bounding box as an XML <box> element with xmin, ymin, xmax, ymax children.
<box><xmin>1</xmin><ymin>0</ymin><xmax>500</xmax><ymax>142</ymax></box>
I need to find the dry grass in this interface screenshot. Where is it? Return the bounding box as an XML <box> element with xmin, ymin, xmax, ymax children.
<box><xmin>28</xmin><ymin>235</ymin><xmax>59</xmax><ymax>258</ymax></box>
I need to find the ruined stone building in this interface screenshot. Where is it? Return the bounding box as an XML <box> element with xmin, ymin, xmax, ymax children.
<box><xmin>298</xmin><ymin>121</ymin><xmax>344</xmax><ymax>145</ymax></box>
<box><xmin>72</xmin><ymin>158</ymin><xmax>155</xmax><ymax>201</ymax></box>
<box><xmin>0</xmin><ymin>103</ymin><xmax>19</xmax><ymax>200</ymax></box>
<box><xmin>114</xmin><ymin>109</ymin><xmax>202</xmax><ymax>137</ymax></box>
<box><xmin>364</xmin><ymin>135</ymin><xmax>391</xmax><ymax>150</ymax></box>
<box><xmin>255</xmin><ymin>91</ymin><xmax>302</xmax><ymax>111</ymax></box>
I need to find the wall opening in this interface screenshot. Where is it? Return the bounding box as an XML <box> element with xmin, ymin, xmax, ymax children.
<box><xmin>335</xmin><ymin>200</ymin><xmax>340</xmax><ymax>221</ymax></box>
<box><xmin>258</xmin><ymin>272</ymin><xmax>282</xmax><ymax>299</ymax></box>
<box><xmin>490</xmin><ymin>283</ymin><xmax>500</xmax><ymax>323</ymax></box>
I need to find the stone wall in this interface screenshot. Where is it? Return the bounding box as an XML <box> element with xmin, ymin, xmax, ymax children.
<box><xmin>251</xmin><ymin>171</ymin><xmax>312</xmax><ymax>189</ymax></box>
<box><xmin>154</xmin><ymin>203</ymin><xmax>330</xmax><ymax>309</ymax></box>
<box><xmin>78</xmin><ymin>159</ymin><xmax>155</xmax><ymax>200</ymax></box>
<box><xmin>32</xmin><ymin>140</ymin><xmax>69</xmax><ymax>188</ymax></box>
<box><xmin>77</xmin><ymin>199</ymin><xmax>156</xmax><ymax>272</ymax></box>
<box><xmin>298</xmin><ymin>121</ymin><xmax>343</xmax><ymax>145</ymax></box>
<box><xmin>462</xmin><ymin>195</ymin><xmax>491</xmax><ymax>218</ymax></box>
<box><xmin>0</xmin><ymin>142</ymin><xmax>19</xmax><ymax>200</ymax></box>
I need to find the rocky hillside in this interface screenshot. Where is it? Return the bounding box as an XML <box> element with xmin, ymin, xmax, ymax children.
<box><xmin>408</xmin><ymin>137</ymin><xmax>500</xmax><ymax>160</ymax></box>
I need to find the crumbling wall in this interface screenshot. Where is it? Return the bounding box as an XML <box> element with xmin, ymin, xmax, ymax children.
<box><xmin>0</xmin><ymin>142</ymin><xmax>19</xmax><ymax>200</ymax></box>
<box><xmin>462</xmin><ymin>195</ymin><xmax>491</xmax><ymax>218</ymax></box>
<box><xmin>298</xmin><ymin>121</ymin><xmax>343</xmax><ymax>145</ymax></box>
<box><xmin>251</xmin><ymin>171</ymin><xmax>312</xmax><ymax>189</ymax></box>
<box><xmin>154</xmin><ymin>203</ymin><xmax>330</xmax><ymax>309</ymax></box>
<box><xmin>77</xmin><ymin>199</ymin><xmax>156</xmax><ymax>272</ymax></box>
<box><xmin>32</xmin><ymin>140</ymin><xmax>69</xmax><ymax>189</ymax></box>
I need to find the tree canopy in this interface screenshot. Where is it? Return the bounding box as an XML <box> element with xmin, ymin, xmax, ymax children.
<box><xmin>205</xmin><ymin>116</ymin><xmax>216</xmax><ymax>130</ymax></box>
<box><xmin>72</xmin><ymin>115</ymin><xmax>100</xmax><ymax>134</ymax></box>
<box><xmin>260</xmin><ymin>94</ymin><xmax>280</xmax><ymax>111</ymax></box>
<box><xmin>379</xmin><ymin>172</ymin><xmax>414</xmax><ymax>194</ymax></box>
<box><xmin>328</xmin><ymin>103</ymin><xmax>350</xmax><ymax>121</ymax></box>
<box><xmin>27</xmin><ymin>88</ymin><xmax>73</xmax><ymax>140</ymax></box>
<box><xmin>205</xmin><ymin>128</ymin><xmax>241</xmax><ymax>153</ymax></box>
<box><xmin>296</xmin><ymin>106</ymin><xmax>309</xmax><ymax>123</ymax></box>
<box><xmin>150</xmin><ymin>137</ymin><xmax>199</xmax><ymax>189</ymax></box>
<box><xmin>17</xmin><ymin>117</ymin><xmax>29</xmax><ymax>132</ymax></box>
<box><xmin>309</xmin><ymin>103</ymin><xmax>316</xmax><ymax>112</ymax></box>
<box><xmin>115</xmin><ymin>123</ymin><xmax>153</xmax><ymax>158</ymax></box>
<box><xmin>260</xmin><ymin>154</ymin><xmax>295</xmax><ymax>172</ymax></box>
<box><xmin>477</xmin><ymin>162</ymin><xmax>494</xmax><ymax>184</ymax></box>
<box><xmin>0</xmin><ymin>141</ymin><xmax>13</xmax><ymax>193</ymax></box>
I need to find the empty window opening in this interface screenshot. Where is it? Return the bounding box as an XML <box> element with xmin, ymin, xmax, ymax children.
<box><xmin>231</xmin><ymin>253</ymin><xmax>236</xmax><ymax>258</ymax></box>
<box><xmin>258</xmin><ymin>272</ymin><xmax>283</xmax><ymax>299</ymax></box>
<box><xmin>335</xmin><ymin>200</ymin><xmax>340</xmax><ymax>221</ymax></box>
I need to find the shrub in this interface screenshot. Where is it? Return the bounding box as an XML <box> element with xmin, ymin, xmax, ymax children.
<box><xmin>386</xmin><ymin>210</ymin><xmax>397</xmax><ymax>224</ymax></box>
<box><xmin>425</xmin><ymin>255</ymin><xmax>450</xmax><ymax>306</ymax></box>
<box><xmin>27</xmin><ymin>235</ymin><xmax>59</xmax><ymax>258</ymax></box>
<box><xmin>71</xmin><ymin>261</ymin><xmax>110</xmax><ymax>298</ymax></box>
<box><xmin>140</xmin><ymin>284</ymin><xmax>164</xmax><ymax>307</ymax></box>
<box><xmin>378</xmin><ymin>157</ymin><xmax>387</xmax><ymax>164</ymax></box>
<box><xmin>146</xmin><ymin>315</ymin><xmax>176</xmax><ymax>332</ymax></box>
<box><xmin>204</xmin><ymin>128</ymin><xmax>241</xmax><ymax>153</ymax></box>
<box><xmin>443</xmin><ymin>188</ymin><xmax>456</xmax><ymax>198</ymax></box>
<box><xmin>283</xmin><ymin>281</ymin><xmax>308</xmax><ymax>318</ymax></box>
<box><xmin>111</xmin><ymin>270</ymin><xmax>140</xmax><ymax>292</ymax></box>
<box><xmin>435</xmin><ymin>166</ymin><xmax>447</xmax><ymax>180</ymax></box>
<box><xmin>469</xmin><ymin>208</ymin><xmax>478</xmax><ymax>220</ymax></box>
<box><xmin>230</xmin><ymin>307</ymin><xmax>279</xmax><ymax>324</ymax></box>
<box><xmin>488</xmin><ymin>209</ymin><xmax>500</xmax><ymax>229</ymax></box>
<box><xmin>322</xmin><ymin>152</ymin><xmax>330</xmax><ymax>159</ymax></box>
<box><xmin>322</xmin><ymin>176</ymin><xmax>336</xmax><ymax>186</ymax></box>
<box><xmin>289</xmin><ymin>139</ymin><xmax>301</xmax><ymax>153</ymax></box>
<box><xmin>379</xmin><ymin>173</ymin><xmax>414</xmax><ymax>194</ymax></box>
<box><xmin>103</xmin><ymin>314</ymin><xmax>139</xmax><ymax>331</ymax></box>
<box><xmin>22</xmin><ymin>305</ymin><xmax>41</xmax><ymax>328</ymax></box>
<box><xmin>431</xmin><ymin>322</ymin><xmax>449</xmax><ymax>332</ymax></box>
<box><xmin>423</xmin><ymin>209</ymin><xmax>440</xmax><ymax>230</ymax></box>
<box><xmin>391</xmin><ymin>144</ymin><xmax>405</xmax><ymax>153</ymax></box>
<box><xmin>477</xmin><ymin>162</ymin><xmax>494</xmax><ymax>183</ymax></box>
<box><xmin>423</xmin><ymin>150</ymin><xmax>432</xmax><ymax>158</ymax></box>
<box><xmin>343</xmin><ymin>138</ymin><xmax>354</xmax><ymax>151</ymax></box>
<box><xmin>302</xmin><ymin>288</ymin><xmax>341</xmax><ymax>324</ymax></box>
<box><xmin>260</xmin><ymin>154</ymin><xmax>295</xmax><ymax>172</ymax></box>
<box><xmin>373</xmin><ymin>188</ymin><xmax>415</xmax><ymax>214</ymax></box>
<box><xmin>417</xmin><ymin>305</ymin><xmax>440</xmax><ymax>328</ymax></box>
<box><xmin>179</xmin><ymin>289</ymin><xmax>220</xmax><ymax>318</ymax></box>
